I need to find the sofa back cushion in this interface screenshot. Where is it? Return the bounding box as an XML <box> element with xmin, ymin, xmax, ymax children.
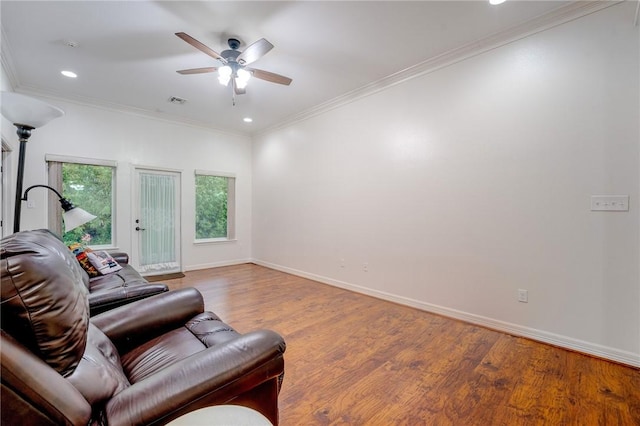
<box><xmin>1</xmin><ymin>229</ymin><xmax>90</xmax><ymax>376</ymax></box>
<box><xmin>66</xmin><ymin>324</ymin><xmax>130</xmax><ymax>405</ymax></box>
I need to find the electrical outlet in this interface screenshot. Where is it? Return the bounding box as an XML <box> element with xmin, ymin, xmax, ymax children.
<box><xmin>363</xmin><ymin>263</ymin><xmax>368</xmax><ymax>272</ymax></box>
<box><xmin>340</xmin><ymin>259</ymin><xmax>345</xmax><ymax>268</ymax></box>
<box><xmin>518</xmin><ymin>289</ymin><xmax>528</xmax><ymax>303</ymax></box>
<box><xmin>591</xmin><ymin>195</ymin><xmax>629</xmax><ymax>211</ymax></box>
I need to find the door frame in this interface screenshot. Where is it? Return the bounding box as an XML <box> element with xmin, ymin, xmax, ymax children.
<box><xmin>1</xmin><ymin>138</ymin><xmax>13</xmax><ymax>238</ymax></box>
<box><xmin>131</xmin><ymin>165</ymin><xmax>182</xmax><ymax>275</ymax></box>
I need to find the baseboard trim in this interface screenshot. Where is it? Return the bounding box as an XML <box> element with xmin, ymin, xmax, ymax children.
<box><xmin>252</xmin><ymin>259</ymin><xmax>640</xmax><ymax>368</ymax></box>
<box><xmin>185</xmin><ymin>258</ymin><xmax>253</xmax><ymax>272</ymax></box>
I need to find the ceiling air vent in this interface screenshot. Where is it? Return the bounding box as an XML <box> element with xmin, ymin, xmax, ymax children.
<box><xmin>168</xmin><ymin>96</ymin><xmax>187</xmax><ymax>105</ymax></box>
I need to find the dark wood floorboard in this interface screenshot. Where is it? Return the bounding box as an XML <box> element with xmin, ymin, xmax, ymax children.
<box><xmin>164</xmin><ymin>263</ymin><xmax>640</xmax><ymax>425</ymax></box>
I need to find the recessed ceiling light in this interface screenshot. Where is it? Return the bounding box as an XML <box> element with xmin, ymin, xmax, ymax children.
<box><xmin>61</xmin><ymin>70</ymin><xmax>77</xmax><ymax>78</ymax></box>
<box><xmin>489</xmin><ymin>0</ymin><xmax>506</xmax><ymax>5</ymax></box>
<box><xmin>243</xmin><ymin>117</ymin><xmax>253</xmax><ymax>123</ymax></box>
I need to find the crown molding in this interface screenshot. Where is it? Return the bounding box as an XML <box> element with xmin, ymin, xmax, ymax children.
<box><xmin>13</xmin><ymin>84</ymin><xmax>250</xmax><ymax>139</ymax></box>
<box><xmin>258</xmin><ymin>0</ymin><xmax>622</xmax><ymax>137</ymax></box>
<box><xmin>2</xmin><ymin>13</ymin><xmax>247</xmax><ymax>140</ymax></box>
<box><xmin>1</xmin><ymin>27</ymin><xmax>19</xmax><ymax>91</ymax></box>
<box><xmin>2</xmin><ymin>1</ymin><xmax>622</xmax><ymax>139</ymax></box>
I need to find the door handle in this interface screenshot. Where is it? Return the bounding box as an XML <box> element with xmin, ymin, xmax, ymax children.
<box><xmin>135</xmin><ymin>227</ymin><xmax>146</xmax><ymax>231</ymax></box>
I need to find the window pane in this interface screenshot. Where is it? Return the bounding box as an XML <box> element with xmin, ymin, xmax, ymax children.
<box><xmin>195</xmin><ymin>175</ymin><xmax>228</xmax><ymax>239</ymax></box>
<box><xmin>61</xmin><ymin>163</ymin><xmax>113</xmax><ymax>246</ymax></box>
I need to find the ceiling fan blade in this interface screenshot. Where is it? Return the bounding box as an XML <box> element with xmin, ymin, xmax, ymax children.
<box><xmin>237</xmin><ymin>38</ymin><xmax>274</xmax><ymax>66</ymax></box>
<box><xmin>247</xmin><ymin>68</ymin><xmax>292</xmax><ymax>86</ymax></box>
<box><xmin>233</xmin><ymin>78</ymin><xmax>246</xmax><ymax>95</ymax></box>
<box><xmin>175</xmin><ymin>32</ymin><xmax>227</xmax><ymax>64</ymax></box>
<box><xmin>176</xmin><ymin>67</ymin><xmax>218</xmax><ymax>75</ymax></box>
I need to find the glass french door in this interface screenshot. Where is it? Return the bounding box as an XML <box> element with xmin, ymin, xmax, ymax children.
<box><xmin>132</xmin><ymin>168</ymin><xmax>181</xmax><ymax>275</ymax></box>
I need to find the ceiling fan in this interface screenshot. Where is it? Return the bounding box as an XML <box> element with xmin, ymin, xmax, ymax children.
<box><xmin>175</xmin><ymin>32</ymin><xmax>292</xmax><ymax>102</ymax></box>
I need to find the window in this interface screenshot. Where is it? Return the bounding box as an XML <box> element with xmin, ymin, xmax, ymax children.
<box><xmin>47</xmin><ymin>156</ymin><xmax>116</xmax><ymax>247</ymax></box>
<box><xmin>195</xmin><ymin>171</ymin><xmax>235</xmax><ymax>241</ymax></box>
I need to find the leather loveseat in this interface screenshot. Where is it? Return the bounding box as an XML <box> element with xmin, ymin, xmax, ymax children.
<box><xmin>1</xmin><ymin>230</ymin><xmax>287</xmax><ymax>425</ymax></box>
<box><xmin>34</xmin><ymin>229</ymin><xmax>168</xmax><ymax>315</ymax></box>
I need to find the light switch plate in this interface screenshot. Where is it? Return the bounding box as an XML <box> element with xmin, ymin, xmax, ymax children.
<box><xmin>591</xmin><ymin>195</ymin><xmax>629</xmax><ymax>212</ymax></box>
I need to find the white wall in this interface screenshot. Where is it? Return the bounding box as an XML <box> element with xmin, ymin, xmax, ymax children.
<box><xmin>2</xmin><ymin>93</ymin><xmax>253</xmax><ymax>270</ymax></box>
<box><xmin>252</xmin><ymin>2</ymin><xmax>640</xmax><ymax>365</ymax></box>
<box><xmin>1</xmin><ymin>63</ymin><xmax>15</xmax><ymax>238</ymax></box>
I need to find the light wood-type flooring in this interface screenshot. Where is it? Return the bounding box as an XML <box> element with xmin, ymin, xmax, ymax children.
<box><xmin>164</xmin><ymin>263</ymin><xmax>640</xmax><ymax>425</ymax></box>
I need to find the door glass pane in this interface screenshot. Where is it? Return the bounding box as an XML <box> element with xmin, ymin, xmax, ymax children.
<box><xmin>139</xmin><ymin>172</ymin><xmax>178</xmax><ymax>272</ymax></box>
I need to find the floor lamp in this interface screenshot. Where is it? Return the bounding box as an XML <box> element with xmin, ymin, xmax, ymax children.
<box><xmin>1</xmin><ymin>92</ymin><xmax>65</xmax><ymax>232</ymax></box>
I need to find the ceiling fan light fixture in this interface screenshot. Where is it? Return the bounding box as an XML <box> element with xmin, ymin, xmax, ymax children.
<box><xmin>235</xmin><ymin>68</ymin><xmax>251</xmax><ymax>89</ymax></box>
<box><xmin>218</xmin><ymin>65</ymin><xmax>232</xmax><ymax>86</ymax></box>
<box><xmin>175</xmin><ymin>32</ymin><xmax>292</xmax><ymax>100</ymax></box>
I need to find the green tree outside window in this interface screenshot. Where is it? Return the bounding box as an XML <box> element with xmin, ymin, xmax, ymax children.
<box><xmin>61</xmin><ymin>163</ymin><xmax>113</xmax><ymax>246</ymax></box>
<box><xmin>195</xmin><ymin>175</ymin><xmax>229</xmax><ymax>239</ymax></box>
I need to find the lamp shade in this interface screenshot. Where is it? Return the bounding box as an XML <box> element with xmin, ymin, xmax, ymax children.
<box><xmin>1</xmin><ymin>92</ymin><xmax>64</xmax><ymax>128</ymax></box>
<box><xmin>62</xmin><ymin>207</ymin><xmax>97</xmax><ymax>233</ymax></box>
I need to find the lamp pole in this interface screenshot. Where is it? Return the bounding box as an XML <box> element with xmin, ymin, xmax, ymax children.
<box><xmin>13</xmin><ymin>125</ymin><xmax>34</xmax><ymax>233</ymax></box>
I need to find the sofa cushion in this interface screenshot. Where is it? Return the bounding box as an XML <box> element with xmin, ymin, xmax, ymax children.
<box><xmin>88</xmin><ymin>272</ymin><xmax>126</xmax><ymax>290</ymax></box>
<box><xmin>112</xmin><ymin>265</ymin><xmax>149</xmax><ymax>285</ymax></box>
<box><xmin>87</xmin><ymin>264</ymin><xmax>169</xmax><ymax>315</ymax></box>
<box><xmin>120</xmin><ymin>312</ymin><xmax>241</xmax><ymax>384</ymax></box>
<box><xmin>1</xmin><ymin>229</ymin><xmax>90</xmax><ymax>376</ymax></box>
<box><xmin>121</xmin><ymin>328</ymin><xmax>207</xmax><ymax>383</ymax></box>
<box><xmin>88</xmin><ymin>264</ymin><xmax>148</xmax><ymax>291</ymax></box>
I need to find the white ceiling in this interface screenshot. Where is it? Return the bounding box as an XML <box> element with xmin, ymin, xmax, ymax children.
<box><xmin>1</xmin><ymin>1</ymin><xmax>572</xmax><ymax>135</ymax></box>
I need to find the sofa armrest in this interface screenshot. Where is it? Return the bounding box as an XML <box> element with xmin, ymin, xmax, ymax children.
<box><xmin>106</xmin><ymin>251</ymin><xmax>129</xmax><ymax>265</ymax></box>
<box><xmin>1</xmin><ymin>331</ymin><xmax>92</xmax><ymax>426</ymax></box>
<box><xmin>91</xmin><ymin>287</ymin><xmax>204</xmax><ymax>351</ymax></box>
<box><xmin>103</xmin><ymin>330</ymin><xmax>286</xmax><ymax>426</ymax></box>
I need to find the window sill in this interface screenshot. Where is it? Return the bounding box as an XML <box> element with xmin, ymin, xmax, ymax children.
<box><xmin>194</xmin><ymin>238</ymin><xmax>237</xmax><ymax>245</ymax></box>
<box><xmin>89</xmin><ymin>245</ymin><xmax>119</xmax><ymax>251</ymax></box>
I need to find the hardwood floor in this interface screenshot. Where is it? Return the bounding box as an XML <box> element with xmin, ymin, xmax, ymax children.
<box><xmin>164</xmin><ymin>264</ymin><xmax>640</xmax><ymax>425</ymax></box>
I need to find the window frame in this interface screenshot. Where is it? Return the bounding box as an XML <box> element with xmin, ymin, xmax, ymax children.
<box><xmin>194</xmin><ymin>169</ymin><xmax>236</xmax><ymax>244</ymax></box>
<box><xmin>46</xmin><ymin>154</ymin><xmax>117</xmax><ymax>248</ymax></box>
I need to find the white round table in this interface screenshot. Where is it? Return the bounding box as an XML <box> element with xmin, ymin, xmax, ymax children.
<box><xmin>166</xmin><ymin>405</ymin><xmax>272</xmax><ymax>426</ymax></box>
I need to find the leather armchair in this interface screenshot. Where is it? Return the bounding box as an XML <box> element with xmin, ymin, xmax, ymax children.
<box><xmin>1</xmin><ymin>230</ymin><xmax>286</xmax><ymax>425</ymax></box>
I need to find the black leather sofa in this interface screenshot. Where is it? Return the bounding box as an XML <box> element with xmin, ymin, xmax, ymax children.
<box><xmin>0</xmin><ymin>229</ymin><xmax>287</xmax><ymax>425</ymax></box>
